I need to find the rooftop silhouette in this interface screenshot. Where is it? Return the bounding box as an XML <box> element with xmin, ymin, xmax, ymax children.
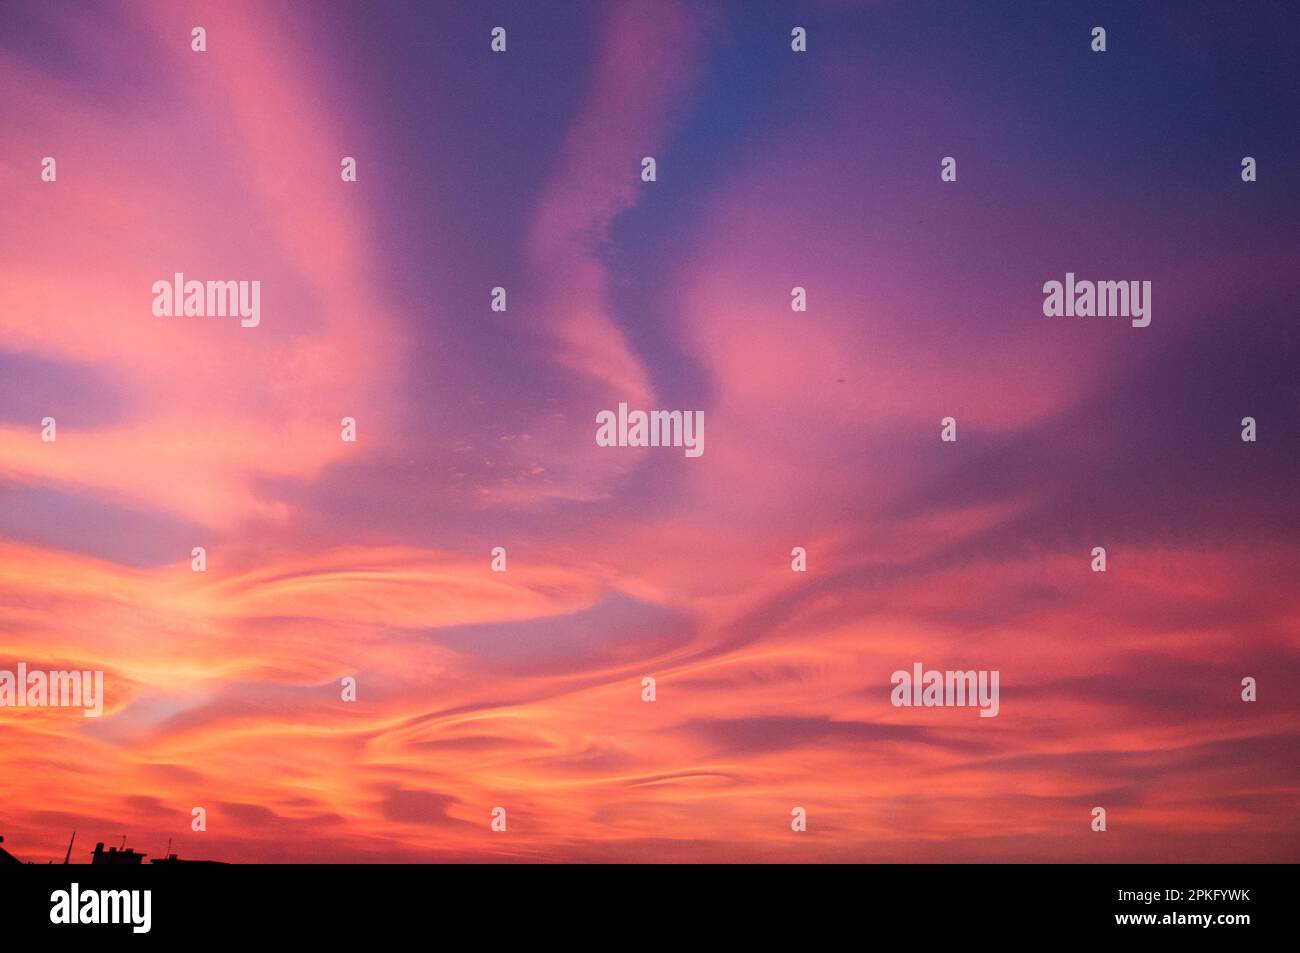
<box><xmin>0</xmin><ymin>833</ymin><xmax>226</xmax><ymax>865</ymax></box>
<box><xmin>0</xmin><ymin>836</ymin><xmax>23</xmax><ymax>866</ymax></box>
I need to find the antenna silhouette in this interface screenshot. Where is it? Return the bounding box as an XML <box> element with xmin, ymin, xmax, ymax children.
<box><xmin>63</xmin><ymin>831</ymin><xmax>76</xmax><ymax>865</ymax></box>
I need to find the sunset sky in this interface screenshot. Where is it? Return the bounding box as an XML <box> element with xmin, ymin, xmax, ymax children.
<box><xmin>1</xmin><ymin>0</ymin><xmax>1297</xmax><ymax>863</ymax></box>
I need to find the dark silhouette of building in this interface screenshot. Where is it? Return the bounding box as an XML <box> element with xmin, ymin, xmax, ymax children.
<box><xmin>0</xmin><ymin>832</ymin><xmax>225</xmax><ymax>864</ymax></box>
<box><xmin>0</xmin><ymin>836</ymin><xmax>23</xmax><ymax>865</ymax></box>
<box><xmin>149</xmin><ymin>852</ymin><xmax>224</xmax><ymax>865</ymax></box>
<box><xmin>91</xmin><ymin>841</ymin><xmax>146</xmax><ymax>865</ymax></box>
